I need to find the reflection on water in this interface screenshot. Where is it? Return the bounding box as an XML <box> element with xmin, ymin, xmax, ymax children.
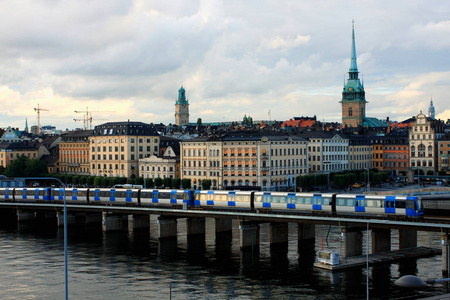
<box><xmin>0</xmin><ymin>215</ymin><xmax>447</xmax><ymax>299</ymax></box>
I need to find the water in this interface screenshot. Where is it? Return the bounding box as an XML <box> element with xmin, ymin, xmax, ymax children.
<box><xmin>0</xmin><ymin>216</ymin><xmax>448</xmax><ymax>299</ymax></box>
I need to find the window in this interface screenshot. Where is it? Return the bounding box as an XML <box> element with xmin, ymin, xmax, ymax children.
<box><xmin>348</xmin><ymin>107</ymin><xmax>353</xmax><ymax>116</ymax></box>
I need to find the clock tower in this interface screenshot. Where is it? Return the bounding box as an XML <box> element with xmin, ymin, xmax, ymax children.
<box><xmin>340</xmin><ymin>20</ymin><xmax>367</xmax><ymax>128</ymax></box>
<box><xmin>175</xmin><ymin>86</ymin><xmax>190</xmax><ymax>126</ymax></box>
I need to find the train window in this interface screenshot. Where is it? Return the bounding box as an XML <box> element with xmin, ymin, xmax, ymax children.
<box><xmin>199</xmin><ymin>194</ymin><xmax>208</xmax><ymax>201</ymax></box>
<box><xmin>396</xmin><ymin>201</ymin><xmax>406</xmax><ymax>209</ymax></box>
<box><xmin>177</xmin><ymin>193</ymin><xmax>184</xmax><ymax>199</ymax></box>
<box><xmin>323</xmin><ymin>198</ymin><xmax>330</xmax><ymax>205</ymax></box>
<box><xmin>406</xmin><ymin>200</ymin><xmax>415</xmax><ymax>209</ymax></box>
<box><xmin>255</xmin><ymin>195</ymin><xmax>262</xmax><ymax>202</ymax></box>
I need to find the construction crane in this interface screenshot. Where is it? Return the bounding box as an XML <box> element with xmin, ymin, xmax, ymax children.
<box><xmin>34</xmin><ymin>103</ymin><xmax>49</xmax><ymax>135</ymax></box>
<box><xmin>74</xmin><ymin>107</ymin><xmax>112</xmax><ymax>130</ymax></box>
<box><xmin>74</xmin><ymin>113</ymin><xmax>107</xmax><ymax>130</ymax></box>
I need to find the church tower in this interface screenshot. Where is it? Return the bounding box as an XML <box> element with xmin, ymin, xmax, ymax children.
<box><xmin>428</xmin><ymin>98</ymin><xmax>435</xmax><ymax>119</ymax></box>
<box><xmin>340</xmin><ymin>20</ymin><xmax>367</xmax><ymax>128</ymax></box>
<box><xmin>175</xmin><ymin>86</ymin><xmax>189</xmax><ymax>126</ymax></box>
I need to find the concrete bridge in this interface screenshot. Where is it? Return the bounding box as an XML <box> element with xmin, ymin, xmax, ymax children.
<box><xmin>1</xmin><ymin>201</ymin><xmax>450</xmax><ymax>275</ymax></box>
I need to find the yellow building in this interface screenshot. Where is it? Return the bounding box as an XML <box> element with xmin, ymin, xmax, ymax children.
<box><xmin>0</xmin><ymin>142</ymin><xmax>39</xmax><ymax>168</ymax></box>
<box><xmin>59</xmin><ymin>130</ymin><xmax>92</xmax><ymax>175</ymax></box>
<box><xmin>89</xmin><ymin>122</ymin><xmax>160</xmax><ymax>178</ymax></box>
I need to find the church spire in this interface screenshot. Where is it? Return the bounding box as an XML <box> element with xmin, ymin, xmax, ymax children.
<box><xmin>25</xmin><ymin>118</ymin><xmax>28</xmax><ymax>133</ymax></box>
<box><xmin>349</xmin><ymin>19</ymin><xmax>359</xmax><ymax>79</ymax></box>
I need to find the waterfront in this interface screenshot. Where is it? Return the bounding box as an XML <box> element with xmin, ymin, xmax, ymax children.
<box><xmin>0</xmin><ymin>217</ymin><xmax>448</xmax><ymax>299</ymax></box>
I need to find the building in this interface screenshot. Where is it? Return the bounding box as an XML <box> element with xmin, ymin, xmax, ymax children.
<box><xmin>348</xmin><ymin>135</ymin><xmax>372</xmax><ymax>171</ymax></box>
<box><xmin>175</xmin><ymin>86</ymin><xmax>190</xmax><ymax>126</ymax></box>
<box><xmin>303</xmin><ymin>132</ymin><xmax>349</xmax><ymax>173</ymax></box>
<box><xmin>438</xmin><ymin>133</ymin><xmax>450</xmax><ymax>174</ymax></box>
<box><xmin>340</xmin><ymin>21</ymin><xmax>367</xmax><ymax>128</ymax></box>
<box><xmin>180</xmin><ymin>133</ymin><xmax>308</xmax><ymax>191</ymax></box>
<box><xmin>383</xmin><ymin>135</ymin><xmax>409</xmax><ymax>177</ymax></box>
<box><xmin>0</xmin><ymin>127</ymin><xmax>21</xmax><ymax>143</ymax></box>
<box><xmin>139</xmin><ymin>146</ymin><xmax>180</xmax><ymax>180</ymax></box>
<box><xmin>409</xmin><ymin>111</ymin><xmax>445</xmax><ymax>174</ymax></box>
<box><xmin>59</xmin><ymin>130</ymin><xmax>93</xmax><ymax>175</ymax></box>
<box><xmin>0</xmin><ymin>142</ymin><xmax>39</xmax><ymax>169</ymax></box>
<box><xmin>89</xmin><ymin>122</ymin><xmax>160</xmax><ymax>178</ymax></box>
<box><xmin>429</xmin><ymin>98</ymin><xmax>436</xmax><ymax>120</ymax></box>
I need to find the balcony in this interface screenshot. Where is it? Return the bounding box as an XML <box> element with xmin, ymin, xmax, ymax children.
<box><xmin>261</xmin><ymin>166</ymin><xmax>270</xmax><ymax>171</ymax></box>
<box><xmin>261</xmin><ymin>153</ymin><xmax>269</xmax><ymax>160</ymax></box>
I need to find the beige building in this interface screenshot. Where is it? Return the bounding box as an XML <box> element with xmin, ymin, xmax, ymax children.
<box><xmin>409</xmin><ymin>111</ymin><xmax>445</xmax><ymax>174</ymax></box>
<box><xmin>59</xmin><ymin>130</ymin><xmax>93</xmax><ymax>175</ymax></box>
<box><xmin>348</xmin><ymin>135</ymin><xmax>372</xmax><ymax>171</ymax></box>
<box><xmin>181</xmin><ymin>133</ymin><xmax>308</xmax><ymax>191</ymax></box>
<box><xmin>139</xmin><ymin>146</ymin><xmax>180</xmax><ymax>179</ymax></box>
<box><xmin>89</xmin><ymin>122</ymin><xmax>160</xmax><ymax>178</ymax></box>
<box><xmin>0</xmin><ymin>142</ymin><xmax>39</xmax><ymax>168</ymax></box>
<box><xmin>304</xmin><ymin>132</ymin><xmax>349</xmax><ymax>173</ymax></box>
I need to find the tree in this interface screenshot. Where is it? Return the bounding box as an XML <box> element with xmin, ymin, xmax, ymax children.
<box><xmin>72</xmin><ymin>176</ymin><xmax>80</xmax><ymax>186</ymax></box>
<box><xmin>163</xmin><ymin>177</ymin><xmax>172</xmax><ymax>188</ymax></box>
<box><xmin>94</xmin><ymin>176</ymin><xmax>102</xmax><ymax>187</ymax></box>
<box><xmin>127</xmin><ymin>178</ymin><xmax>135</xmax><ymax>185</ymax></box>
<box><xmin>86</xmin><ymin>176</ymin><xmax>95</xmax><ymax>187</ymax></box>
<box><xmin>0</xmin><ymin>165</ymin><xmax>5</xmax><ymax>175</ymax></box>
<box><xmin>25</xmin><ymin>159</ymin><xmax>48</xmax><ymax>177</ymax></box>
<box><xmin>145</xmin><ymin>178</ymin><xmax>154</xmax><ymax>188</ymax></box>
<box><xmin>134</xmin><ymin>176</ymin><xmax>144</xmax><ymax>186</ymax></box>
<box><xmin>202</xmin><ymin>179</ymin><xmax>212</xmax><ymax>190</ymax></box>
<box><xmin>172</xmin><ymin>178</ymin><xmax>181</xmax><ymax>189</ymax></box>
<box><xmin>79</xmin><ymin>176</ymin><xmax>87</xmax><ymax>186</ymax></box>
<box><xmin>101</xmin><ymin>177</ymin><xmax>109</xmax><ymax>187</ymax></box>
<box><xmin>5</xmin><ymin>155</ymin><xmax>28</xmax><ymax>177</ymax></box>
<box><xmin>155</xmin><ymin>177</ymin><xmax>163</xmax><ymax>187</ymax></box>
<box><xmin>181</xmin><ymin>178</ymin><xmax>191</xmax><ymax>189</ymax></box>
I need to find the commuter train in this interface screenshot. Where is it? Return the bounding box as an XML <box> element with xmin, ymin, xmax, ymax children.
<box><xmin>0</xmin><ymin>187</ymin><xmax>424</xmax><ymax>217</ymax></box>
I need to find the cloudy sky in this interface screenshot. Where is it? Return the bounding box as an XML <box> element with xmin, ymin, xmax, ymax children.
<box><xmin>0</xmin><ymin>0</ymin><xmax>449</xmax><ymax>131</ymax></box>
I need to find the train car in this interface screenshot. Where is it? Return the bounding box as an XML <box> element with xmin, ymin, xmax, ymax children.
<box><xmin>194</xmin><ymin>190</ymin><xmax>253</xmax><ymax>209</ymax></box>
<box><xmin>14</xmin><ymin>188</ymin><xmax>51</xmax><ymax>202</ymax></box>
<box><xmin>50</xmin><ymin>188</ymin><xmax>90</xmax><ymax>203</ymax></box>
<box><xmin>253</xmin><ymin>192</ymin><xmax>334</xmax><ymax>214</ymax></box>
<box><xmin>110</xmin><ymin>188</ymin><xmax>139</xmax><ymax>204</ymax></box>
<box><xmin>140</xmin><ymin>189</ymin><xmax>189</xmax><ymax>206</ymax></box>
<box><xmin>335</xmin><ymin>194</ymin><xmax>423</xmax><ymax>217</ymax></box>
<box><xmin>0</xmin><ymin>188</ymin><xmax>14</xmax><ymax>201</ymax></box>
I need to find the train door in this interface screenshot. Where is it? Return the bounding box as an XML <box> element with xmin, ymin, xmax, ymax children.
<box><xmin>152</xmin><ymin>190</ymin><xmax>159</xmax><ymax>203</ymax></box>
<box><xmin>355</xmin><ymin>195</ymin><xmax>365</xmax><ymax>212</ymax></box>
<box><xmin>385</xmin><ymin>196</ymin><xmax>396</xmax><ymax>214</ymax></box>
<box><xmin>207</xmin><ymin>191</ymin><xmax>214</xmax><ymax>205</ymax></box>
<box><xmin>94</xmin><ymin>189</ymin><xmax>101</xmax><ymax>201</ymax></box>
<box><xmin>110</xmin><ymin>190</ymin><xmax>116</xmax><ymax>202</ymax></box>
<box><xmin>126</xmin><ymin>190</ymin><xmax>132</xmax><ymax>202</ymax></box>
<box><xmin>405</xmin><ymin>196</ymin><xmax>420</xmax><ymax>216</ymax></box>
<box><xmin>5</xmin><ymin>189</ymin><xmax>10</xmax><ymax>200</ymax></box>
<box><xmin>227</xmin><ymin>191</ymin><xmax>236</xmax><ymax>207</ymax></box>
<box><xmin>312</xmin><ymin>194</ymin><xmax>322</xmax><ymax>210</ymax></box>
<box><xmin>287</xmin><ymin>193</ymin><xmax>296</xmax><ymax>209</ymax></box>
<box><xmin>72</xmin><ymin>189</ymin><xmax>78</xmax><ymax>201</ymax></box>
<box><xmin>58</xmin><ymin>189</ymin><xmax>65</xmax><ymax>201</ymax></box>
<box><xmin>34</xmin><ymin>189</ymin><xmax>40</xmax><ymax>200</ymax></box>
<box><xmin>262</xmin><ymin>192</ymin><xmax>271</xmax><ymax>208</ymax></box>
<box><xmin>170</xmin><ymin>191</ymin><xmax>177</xmax><ymax>204</ymax></box>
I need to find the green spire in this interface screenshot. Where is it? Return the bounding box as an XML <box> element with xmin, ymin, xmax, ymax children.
<box><xmin>176</xmin><ymin>86</ymin><xmax>188</xmax><ymax>104</ymax></box>
<box><xmin>25</xmin><ymin>118</ymin><xmax>28</xmax><ymax>132</ymax></box>
<box><xmin>349</xmin><ymin>19</ymin><xmax>358</xmax><ymax>74</ymax></box>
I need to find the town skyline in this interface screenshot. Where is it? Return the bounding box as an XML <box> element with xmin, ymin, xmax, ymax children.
<box><xmin>0</xmin><ymin>1</ymin><xmax>449</xmax><ymax>130</ymax></box>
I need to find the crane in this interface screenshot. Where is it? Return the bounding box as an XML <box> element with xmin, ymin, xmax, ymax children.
<box><xmin>74</xmin><ymin>107</ymin><xmax>112</xmax><ymax>129</ymax></box>
<box><xmin>34</xmin><ymin>103</ymin><xmax>49</xmax><ymax>135</ymax></box>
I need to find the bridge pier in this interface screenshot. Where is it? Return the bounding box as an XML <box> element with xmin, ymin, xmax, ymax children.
<box><xmin>298</xmin><ymin>223</ymin><xmax>315</xmax><ymax>242</ymax></box>
<box><xmin>76</xmin><ymin>213</ymin><xmax>102</xmax><ymax>225</ymax></box>
<box><xmin>399</xmin><ymin>229</ymin><xmax>417</xmax><ymax>249</ymax></box>
<box><xmin>157</xmin><ymin>217</ymin><xmax>177</xmax><ymax>239</ymax></box>
<box><xmin>186</xmin><ymin>218</ymin><xmax>205</xmax><ymax>236</ymax></box>
<box><xmin>102</xmin><ymin>212</ymin><xmax>128</xmax><ymax>232</ymax></box>
<box><xmin>270</xmin><ymin>222</ymin><xmax>288</xmax><ymax>245</ymax></box>
<box><xmin>239</xmin><ymin>222</ymin><xmax>260</xmax><ymax>249</ymax></box>
<box><xmin>129</xmin><ymin>214</ymin><xmax>150</xmax><ymax>230</ymax></box>
<box><xmin>442</xmin><ymin>234</ymin><xmax>450</xmax><ymax>277</ymax></box>
<box><xmin>372</xmin><ymin>228</ymin><xmax>391</xmax><ymax>253</ymax></box>
<box><xmin>16</xmin><ymin>210</ymin><xmax>36</xmax><ymax>222</ymax></box>
<box><xmin>57</xmin><ymin>211</ymin><xmax>76</xmax><ymax>227</ymax></box>
<box><xmin>215</xmin><ymin>218</ymin><xmax>232</xmax><ymax>233</ymax></box>
<box><xmin>341</xmin><ymin>226</ymin><xmax>363</xmax><ymax>259</ymax></box>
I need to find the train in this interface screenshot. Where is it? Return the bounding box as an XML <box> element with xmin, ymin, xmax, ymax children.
<box><xmin>0</xmin><ymin>187</ymin><xmax>424</xmax><ymax>218</ymax></box>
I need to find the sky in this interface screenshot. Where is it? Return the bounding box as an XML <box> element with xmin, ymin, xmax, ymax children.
<box><xmin>0</xmin><ymin>0</ymin><xmax>449</xmax><ymax>131</ymax></box>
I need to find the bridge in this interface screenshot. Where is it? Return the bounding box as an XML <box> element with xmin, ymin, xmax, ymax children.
<box><xmin>1</xmin><ymin>198</ymin><xmax>450</xmax><ymax>276</ymax></box>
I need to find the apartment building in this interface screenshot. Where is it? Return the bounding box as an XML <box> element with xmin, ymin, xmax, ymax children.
<box><xmin>139</xmin><ymin>145</ymin><xmax>180</xmax><ymax>179</ymax></box>
<box><xmin>438</xmin><ymin>133</ymin><xmax>450</xmax><ymax>174</ymax></box>
<box><xmin>0</xmin><ymin>142</ymin><xmax>39</xmax><ymax>168</ymax></box>
<box><xmin>89</xmin><ymin>122</ymin><xmax>160</xmax><ymax>178</ymax></box>
<box><xmin>383</xmin><ymin>135</ymin><xmax>409</xmax><ymax>177</ymax></box>
<box><xmin>59</xmin><ymin>130</ymin><xmax>93</xmax><ymax>175</ymax></box>
<box><xmin>348</xmin><ymin>135</ymin><xmax>372</xmax><ymax>171</ymax></box>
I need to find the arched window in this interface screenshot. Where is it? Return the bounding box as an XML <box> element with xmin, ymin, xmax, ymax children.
<box><xmin>348</xmin><ymin>107</ymin><xmax>353</xmax><ymax>117</ymax></box>
<box><xmin>418</xmin><ymin>144</ymin><xmax>425</xmax><ymax>157</ymax></box>
<box><xmin>410</xmin><ymin>145</ymin><xmax>415</xmax><ymax>157</ymax></box>
<box><xmin>428</xmin><ymin>160</ymin><xmax>433</xmax><ymax>167</ymax></box>
<box><xmin>428</xmin><ymin>146</ymin><xmax>433</xmax><ymax>157</ymax></box>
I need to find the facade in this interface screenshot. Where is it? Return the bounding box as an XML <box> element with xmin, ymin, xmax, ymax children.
<box><xmin>383</xmin><ymin>135</ymin><xmax>409</xmax><ymax>177</ymax></box>
<box><xmin>89</xmin><ymin>122</ymin><xmax>160</xmax><ymax>178</ymax></box>
<box><xmin>175</xmin><ymin>86</ymin><xmax>190</xmax><ymax>126</ymax></box>
<box><xmin>59</xmin><ymin>130</ymin><xmax>93</xmax><ymax>175</ymax></box>
<box><xmin>139</xmin><ymin>146</ymin><xmax>180</xmax><ymax>180</ymax></box>
<box><xmin>438</xmin><ymin>133</ymin><xmax>450</xmax><ymax>174</ymax></box>
<box><xmin>348</xmin><ymin>135</ymin><xmax>372</xmax><ymax>171</ymax></box>
<box><xmin>372</xmin><ymin>137</ymin><xmax>385</xmax><ymax>171</ymax></box>
<box><xmin>305</xmin><ymin>132</ymin><xmax>349</xmax><ymax>173</ymax></box>
<box><xmin>180</xmin><ymin>133</ymin><xmax>308</xmax><ymax>191</ymax></box>
<box><xmin>0</xmin><ymin>142</ymin><xmax>39</xmax><ymax>168</ymax></box>
<box><xmin>409</xmin><ymin>111</ymin><xmax>445</xmax><ymax>174</ymax></box>
<box><xmin>0</xmin><ymin>127</ymin><xmax>21</xmax><ymax>143</ymax></box>
<box><xmin>340</xmin><ymin>22</ymin><xmax>367</xmax><ymax>128</ymax></box>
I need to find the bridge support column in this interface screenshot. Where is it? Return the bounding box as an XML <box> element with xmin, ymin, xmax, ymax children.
<box><xmin>186</xmin><ymin>218</ymin><xmax>205</xmax><ymax>236</ymax></box>
<box><xmin>341</xmin><ymin>227</ymin><xmax>363</xmax><ymax>258</ymax></box>
<box><xmin>215</xmin><ymin>218</ymin><xmax>232</xmax><ymax>233</ymax></box>
<box><xmin>270</xmin><ymin>223</ymin><xmax>288</xmax><ymax>245</ymax></box>
<box><xmin>157</xmin><ymin>217</ymin><xmax>177</xmax><ymax>239</ymax></box>
<box><xmin>239</xmin><ymin>222</ymin><xmax>259</xmax><ymax>249</ymax></box>
<box><xmin>399</xmin><ymin>229</ymin><xmax>417</xmax><ymax>249</ymax></box>
<box><xmin>57</xmin><ymin>211</ymin><xmax>76</xmax><ymax>227</ymax></box>
<box><xmin>16</xmin><ymin>210</ymin><xmax>36</xmax><ymax>222</ymax></box>
<box><xmin>371</xmin><ymin>228</ymin><xmax>391</xmax><ymax>253</ymax></box>
<box><xmin>77</xmin><ymin>213</ymin><xmax>102</xmax><ymax>225</ymax></box>
<box><xmin>442</xmin><ymin>234</ymin><xmax>450</xmax><ymax>277</ymax></box>
<box><xmin>129</xmin><ymin>215</ymin><xmax>150</xmax><ymax>230</ymax></box>
<box><xmin>298</xmin><ymin>223</ymin><xmax>315</xmax><ymax>242</ymax></box>
<box><xmin>102</xmin><ymin>212</ymin><xmax>123</xmax><ymax>232</ymax></box>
